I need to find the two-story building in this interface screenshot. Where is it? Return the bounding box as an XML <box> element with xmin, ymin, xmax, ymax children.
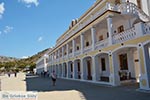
<box><xmin>36</xmin><ymin>0</ymin><xmax>150</xmax><ymax>90</ymax></box>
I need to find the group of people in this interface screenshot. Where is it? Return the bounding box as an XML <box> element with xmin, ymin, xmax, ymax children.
<box><xmin>7</xmin><ymin>71</ymin><xmax>17</xmax><ymax>77</ymax></box>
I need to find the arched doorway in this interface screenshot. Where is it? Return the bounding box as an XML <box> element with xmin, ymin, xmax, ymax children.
<box><xmin>112</xmin><ymin>46</ymin><xmax>140</xmax><ymax>85</ymax></box>
<box><xmin>83</xmin><ymin>56</ymin><xmax>92</xmax><ymax>80</ymax></box>
<box><xmin>95</xmin><ymin>53</ymin><xmax>110</xmax><ymax>82</ymax></box>
<box><xmin>74</xmin><ymin>59</ymin><xmax>81</xmax><ymax>79</ymax></box>
<box><xmin>68</xmin><ymin>61</ymin><xmax>73</xmax><ymax>78</ymax></box>
<box><xmin>59</xmin><ymin>64</ymin><xmax>62</xmax><ymax>77</ymax></box>
<box><xmin>63</xmin><ymin>63</ymin><xmax>67</xmax><ymax>77</ymax></box>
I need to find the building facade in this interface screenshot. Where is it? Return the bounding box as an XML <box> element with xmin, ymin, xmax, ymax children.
<box><xmin>36</xmin><ymin>0</ymin><xmax>150</xmax><ymax>90</ymax></box>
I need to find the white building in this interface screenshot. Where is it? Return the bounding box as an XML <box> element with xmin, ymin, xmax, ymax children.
<box><xmin>36</xmin><ymin>0</ymin><xmax>150</xmax><ymax>90</ymax></box>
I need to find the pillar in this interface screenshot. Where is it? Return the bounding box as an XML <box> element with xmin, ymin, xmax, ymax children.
<box><xmin>138</xmin><ymin>43</ymin><xmax>150</xmax><ymax>90</ymax></box>
<box><xmin>80</xmin><ymin>59</ymin><xmax>84</xmax><ymax>80</ymax></box>
<box><xmin>109</xmin><ymin>52</ymin><xmax>120</xmax><ymax>86</ymax></box>
<box><xmin>107</xmin><ymin>16</ymin><xmax>113</xmax><ymax>45</ymax></box>
<box><xmin>62</xmin><ymin>46</ymin><xmax>64</xmax><ymax>58</ymax></box>
<box><xmin>67</xmin><ymin>44</ymin><xmax>69</xmax><ymax>58</ymax></box>
<box><xmin>91</xmin><ymin>27</ymin><xmax>96</xmax><ymax>50</ymax></box>
<box><xmin>72</xmin><ymin>39</ymin><xmax>75</xmax><ymax>56</ymax></box>
<box><xmin>92</xmin><ymin>56</ymin><xmax>96</xmax><ymax>82</ymax></box>
<box><xmin>80</xmin><ymin>33</ymin><xmax>84</xmax><ymax>54</ymax></box>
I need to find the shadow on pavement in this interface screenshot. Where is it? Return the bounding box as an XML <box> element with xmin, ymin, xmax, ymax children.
<box><xmin>26</xmin><ymin>75</ymin><xmax>150</xmax><ymax>100</ymax></box>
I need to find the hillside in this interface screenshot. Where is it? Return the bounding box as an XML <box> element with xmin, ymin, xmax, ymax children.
<box><xmin>0</xmin><ymin>48</ymin><xmax>50</xmax><ymax>63</ymax></box>
<box><xmin>22</xmin><ymin>48</ymin><xmax>50</xmax><ymax>63</ymax></box>
<box><xmin>0</xmin><ymin>56</ymin><xmax>18</xmax><ymax>63</ymax></box>
<box><xmin>0</xmin><ymin>48</ymin><xmax>50</xmax><ymax>72</ymax></box>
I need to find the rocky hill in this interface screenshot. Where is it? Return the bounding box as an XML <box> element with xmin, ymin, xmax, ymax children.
<box><xmin>0</xmin><ymin>56</ymin><xmax>18</xmax><ymax>63</ymax></box>
<box><xmin>0</xmin><ymin>48</ymin><xmax>50</xmax><ymax>63</ymax></box>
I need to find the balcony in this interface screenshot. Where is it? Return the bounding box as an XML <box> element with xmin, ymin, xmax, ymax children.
<box><xmin>113</xmin><ymin>27</ymin><xmax>137</xmax><ymax>44</ymax></box>
<box><xmin>83</xmin><ymin>45</ymin><xmax>92</xmax><ymax>54</ymax></box>
<box><xmin>68</xmin><ymin>53</ymin><xmax>73</xmax><ymax>58</ymax></box>
<box><xmin>95</xmin><ymin>39</ymin><xmax>109</xmax><ymax>50</ymax></box>
<box><xmin>117</xmin><ymin>2</ymin><xmax>150</xmax><ymax>22</ymax></box>
<box><xmin>74</xmin><ymin>50</ymin><xmax>81</xmax><ymax>56</ymax></box>
<box><xmin>113</xmin><ymin>22</ymin><xmax>150</xmax><ymax>44</ymax></box>
<box><xmin>56</xmin><ymin>2</ymin><xmax>116</xmax><ymax>47</ymax></box>
<box><xmin>144</xmin><ymin>22</ymin><xmax>150</xmax><ymax>35</ymax></box>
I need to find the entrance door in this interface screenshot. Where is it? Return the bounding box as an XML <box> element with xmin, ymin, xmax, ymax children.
<box><xmin>87</xmin><ymin>60</ymin><xmax>92</xmax><ymax>80</ymax></box>
<box><xmin>70</xmin><ymin>63</ymin><xmax>73</xmax><ymax>78</ymax></box>
<box><xmin>77</xmin><ymin>62</ymin><xmax>81</xmax><ymax>79</ymax></box>
<box><xmin>119</xmin><ymin>54</ymin><xmax>128</xmax><ymax>80</ymax></box>
<box><xmin>65</xmin><ymin>64</ymin><xmax>67</xmax><ymax>77</ymax></box>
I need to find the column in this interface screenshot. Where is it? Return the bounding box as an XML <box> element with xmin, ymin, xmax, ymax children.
<box><xmin>80</xmin><ymin>58</ymin><xmax>84</xmax><ymax>80</ymax></box>
<box><xmin>109</xmin><ymin>52</ymin><xmax>120</xmax><ymax>86</ymax></box>
<box><xmin>44</xmin><ymin>57</ymin><xmax>47</xmax><ymax>72</ymax></box>
<box><xmin>107</xmin><ymin>16</ymin><xmax>113</xmax><ymax>45</ymax></box>
<box><xmin>138</xmin><ymin>43</ymin><xmax>150</xmax><ymax>90</ymax></box>
<box><xmin>80</xmin><ymin>33</ymin><xmax>84</xmax><ymax>54</ymax></box>
<box><xmin>62</xmin><ymin>46</ymin><xmax>64</xmax><ymax>58</ymax></box>
<box><xmin>58</xmin><ymin>49</ymin><xmax>60</xmax><ymax>61</ymax></box>
<box><xmin>66</xmin><ymin>62</ymin><xmax>69</xmax><ymax>78</ymax></box>
<box><xmin>92</xmin><ymin>56</ymin><xmax>96</xmax><ymax>81</ymax></box>
<box><xmin>91</xmin><ymin>27</ymin><xmax>96</xmax><ymax>50</ymax></box>
<box><xmin>67</xmin><ymin>44</ymin><xmax>69</xmax><ymax>58</ymax></box>
<box><xmin>72</xmin><ymin>39</ymin><xmax>75</xmax><ymax>56</ymax></box>
<box><xmin>72</xmin><ymin>62</ymin><xmax>75</xmax><ymax>79</ymax></box>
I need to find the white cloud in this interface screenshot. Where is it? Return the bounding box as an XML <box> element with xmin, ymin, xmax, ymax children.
<box><xmin>21</xmin><ymin>56</ymin><xmax>29</xmax><ymax>59</ymax></box>
<box><xmin>3</xmin><ymin>26</ymin><xmax>14</xmax><ymax>34</ymax></box>
<box><xmin>0</xmin><ymin>2</ymin><xmax>5</xmax><ymax>19</ymax></box>
<box><xmin>0</xmin><ymin>26</ymin><xmax>13</xmax><ymax>35</ymax></box>
<box><xmin>18</xmin><ymin>0</ymin><xmax>39</xmax><ymax>7</ymax></box>
<box><xmin>38</xmin><ymin>36</ymin><xmax>43</xmax><ymax>42</ymax></box>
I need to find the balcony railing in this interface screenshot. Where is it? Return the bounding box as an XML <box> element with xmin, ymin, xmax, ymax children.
<box><xmin>95</xmin><ymin>39</ymin><xmax>109</xmax><ymax>50</ymax></box>
<box><xmin>143</xmin><ymin>22</ymin><xmax>150</xmax><ymax>35</ymax></box>
<box><xmin>117</xmin><ymin>2</ymin><xmax>150</xmax><ymax>22</ymax></box>
<box><xmin>74</xmin><ymin>50</ymin><xmax>81</xmax><ymax>56</ymax></box>
<box><xmin>68</xmin><ymin>53</ymin><xmax>73</xmax><ymax>58</ymax></box>
<box><xmin>83</xmin><ymin>45</ymin><xmax>92</xmax><ymax>54</ymax></box>
<box><xmin>113</xmin><ymin>27</ymin><xmax>137</xmax><ymax>44</ymax></box>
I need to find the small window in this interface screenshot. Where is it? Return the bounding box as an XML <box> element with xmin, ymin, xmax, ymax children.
<box><xmin>86</xmin><ymin>41</ymin><xmax>89</xmax><ymax>47</ymax></box>
<box><xmin>101</xmin><ymin>58</ymin><xmax>106</xmax><ymax>71</ymax></box>
<box><xmin>99</xmin><ymin>35</ymin><xmax>103</xmax><ymax>41</ymax></box>
<box><xmin>70</xmin><ymin>49</ymin><xmax>72</xmax><ymax>53</ymax></box>
<box><xmin>137</xmin><ymin>0</ymin><xmax>141</xmax><ymax>9</ymax></box>
<box><xmin>76</xmin><ymin>46</ymin><xmax>79</xmax><ymax>50</ymax></box>
<box><xmin>64</xmin><ymin>52</ymin><xmax>67</xmax><ymax>55</ymax></box>
<box><xmin>107</xmin><ymin>32</ymin><xmax>109</xmax><ymax>37</ymax></box>
<box><xmin>118</xmin><ymin>25</ymin><xmax>124</xmax><ymax>33</ymax></box>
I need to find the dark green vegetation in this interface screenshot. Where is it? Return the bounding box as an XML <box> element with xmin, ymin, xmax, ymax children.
<box><xmin>0</xmin><ymin>48</ymin><xmax>49</xmax><ymax>72</ymax></box>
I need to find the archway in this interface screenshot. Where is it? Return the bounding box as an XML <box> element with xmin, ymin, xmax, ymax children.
<box><xmin>74</xmin><ymin>59</ymin><xmax>81</xmax><ymax>79</ymax></box>
<box><xmin>112</xmin><ymin>46</ymin><xmax>140</xmax><ymax>85</ymax></box>
<box><xmin>83</xmin><ymin>56</ymin><xmax>92</xmax><ymax>80</ymax></box>
<box><xmin>68</xmin><ymin>61</ymin><xmax>73</xmax><ymax>78</ymax></box>
<box><xmin>63</xmin><ymin>63</ymin><xmax>67</xmax><ymax>77</ymax></box>
<box><xmin>95</xmin><ymin>53</ymin><xmax>110</xmax><ymax>82</ymax></box>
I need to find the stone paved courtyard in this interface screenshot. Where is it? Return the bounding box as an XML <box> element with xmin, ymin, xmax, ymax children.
<box><xmin>0</xmin><ymin>73</ymin><xmax>150</xmax><ymax>100</ymax></box>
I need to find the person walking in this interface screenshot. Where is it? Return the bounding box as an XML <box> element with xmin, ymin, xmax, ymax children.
<box><xmin>14</xmin><ymin>71</ymin><xmax>17</xmax><ymax>77</ymax></box>
<box><xmin>51</xmin><ymin>70</ymin><xmax>57</xmax><ymax>86</ymax></box>
<box><xmin>8</xmin><ymin>71</ymin><xmax>11</xmax><ymax>77</ymax></box>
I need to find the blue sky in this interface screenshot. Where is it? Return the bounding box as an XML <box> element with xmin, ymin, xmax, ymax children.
<box><xmin>0</xmin><ymin>0</ymin><xmax>96</xmax><ymax>58</ymax></box>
